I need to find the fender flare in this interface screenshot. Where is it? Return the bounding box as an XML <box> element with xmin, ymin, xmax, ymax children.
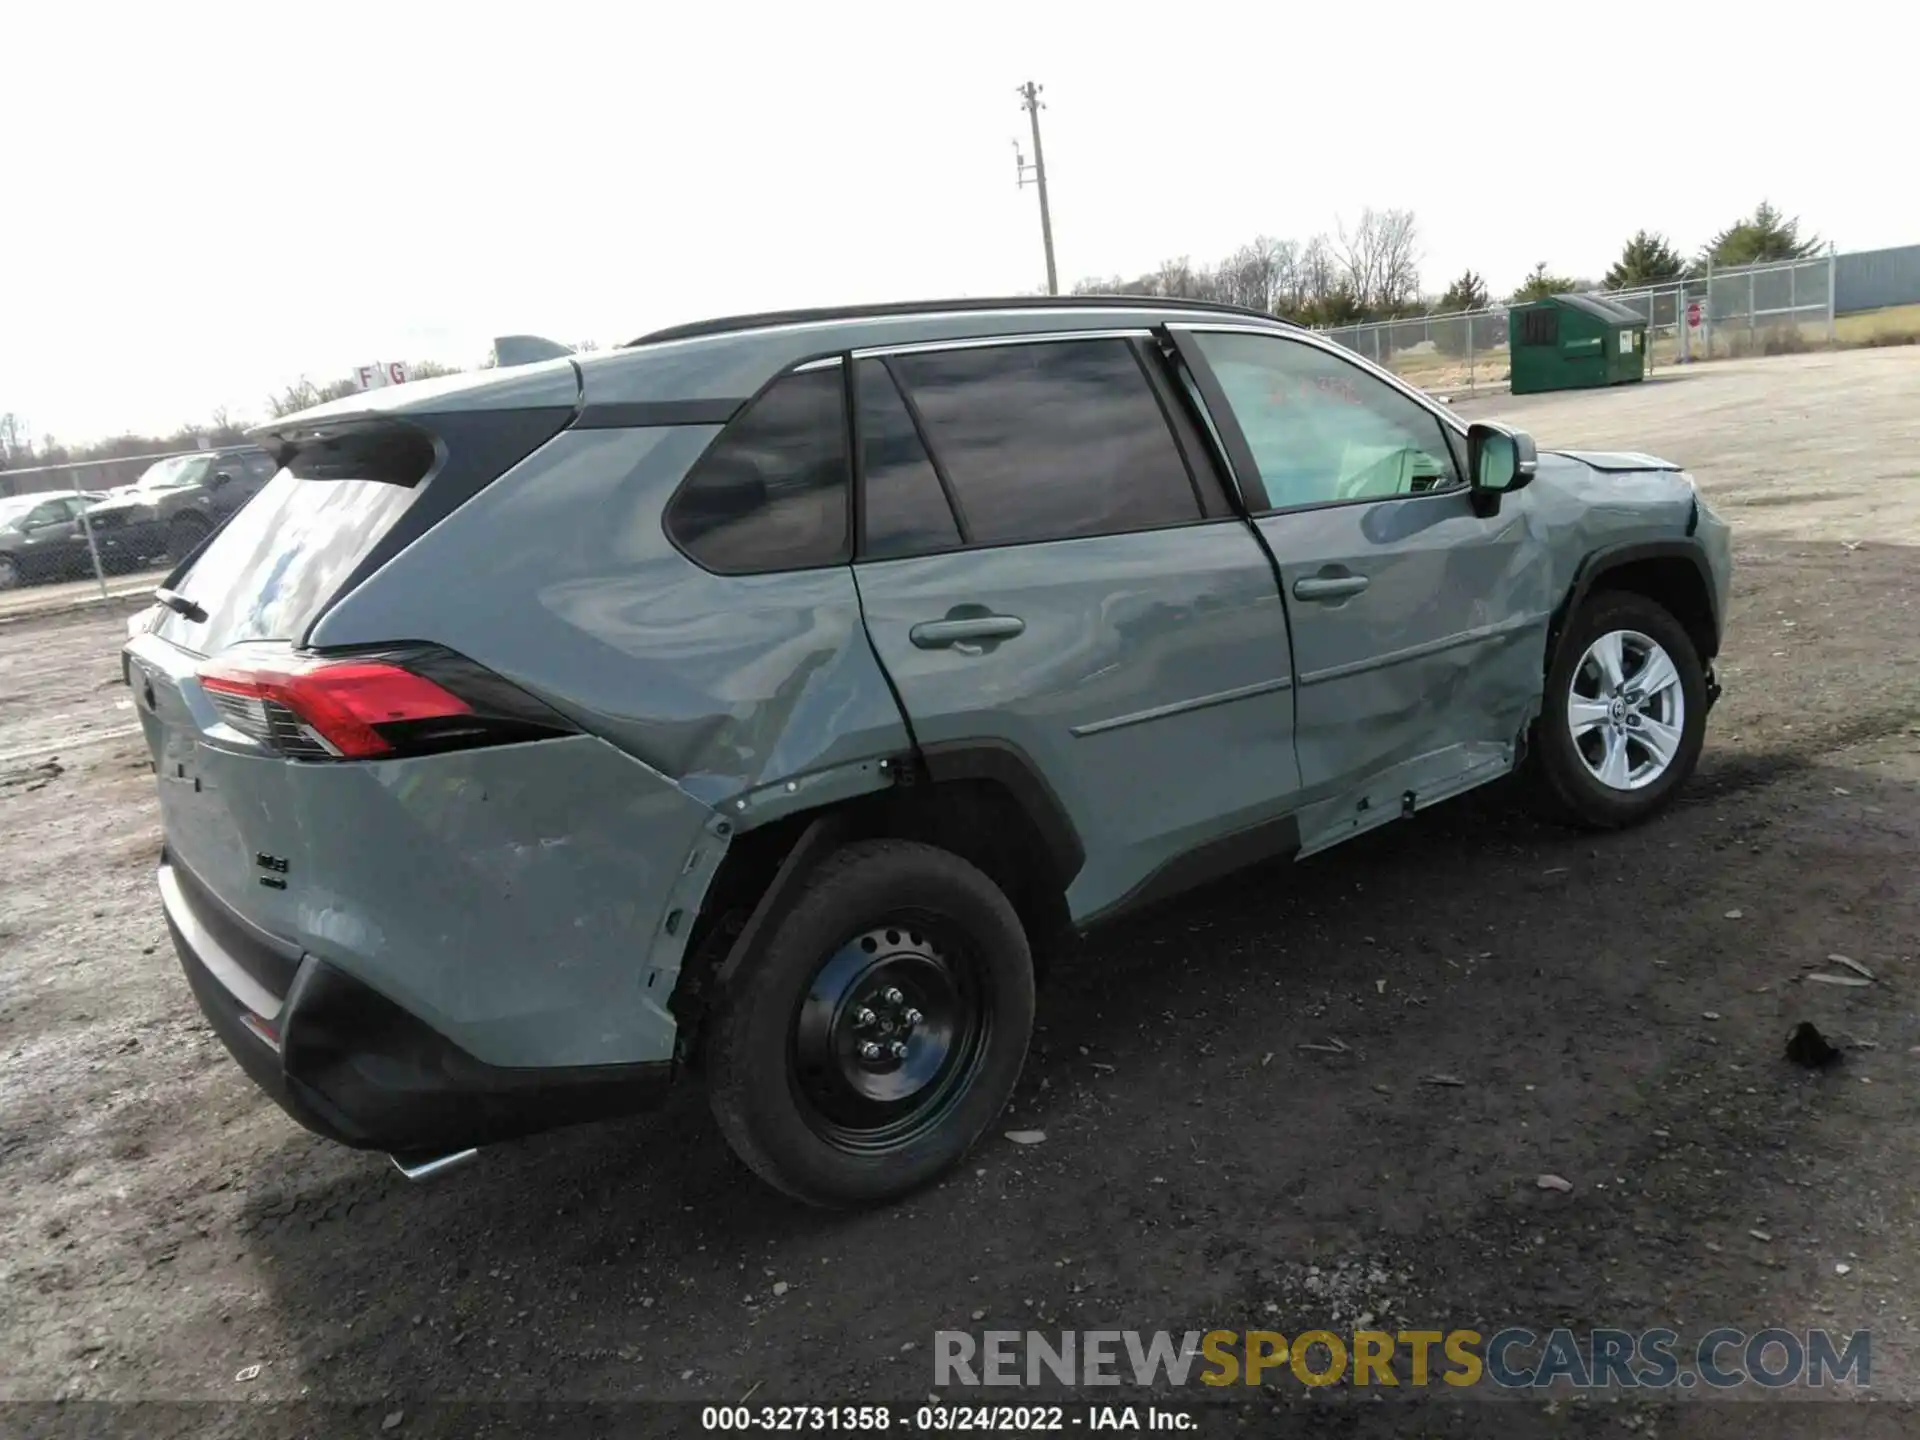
<box><xmin>1548</xmin><ymin>538</ymin><xmax>1720</xmax><ymax>665</ymax></box>
<box><xmin>915</xmin><ymin>738</ymin><xmax>1085</xmax><ymax>891</ymax></box>
<box><xmin>705</xmin><ymin>739</ymin><xmax>1084</xmax><ymax>994</ymax></box>
<box><xmin>710</xmin><ymin>810</ymin><xmax>854</xmax><ymax>995</ymax></box>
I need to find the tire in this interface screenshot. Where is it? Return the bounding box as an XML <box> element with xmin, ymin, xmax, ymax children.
<box><xmin>704</xmin><ymin>838</ymin><xmax>1035</xmax><ymax>1208</ymax></box>
<box><xmin>167</xmin><ymin>514</ymin><xmax>210</xmax><ymax>565</ymax></box>
<box><xmin>0</xmin><ymin>555</ymin><xmax>17</xmax><ymax>591</ymax></box>
<box><xmin>1525</xmin><ymin>589</ymin><xmax>1708</xmax><ymax>829</ymax></box>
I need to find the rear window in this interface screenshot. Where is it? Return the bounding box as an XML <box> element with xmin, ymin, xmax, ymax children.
<box><xmin>154</xmin><ymin>429</ymin><xmax>434</xmax><ymax>654</ymax></box>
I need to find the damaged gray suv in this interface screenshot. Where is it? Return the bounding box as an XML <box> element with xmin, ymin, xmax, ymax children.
<box><xmin>126</xmin><ymin>297</ymin><xmax>1731</xmax><ymax>1206</ymax></box>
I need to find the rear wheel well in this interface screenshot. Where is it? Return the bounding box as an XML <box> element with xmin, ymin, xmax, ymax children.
<box><xmin>1574</xmin><ymin>556</ymin><xmax>1718</xmax><ymax>665</ymax></box>
<box><xmin>669</xmin><ymin>777</ymin><xmax>1072</xmax><ymax>1060</ymax></box>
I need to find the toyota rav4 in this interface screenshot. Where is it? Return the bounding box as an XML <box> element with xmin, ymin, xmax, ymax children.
<box><xmin>125</xmin><ymin>297</ymin><xmax>1731</xmax><ymax>1207</ymax></box>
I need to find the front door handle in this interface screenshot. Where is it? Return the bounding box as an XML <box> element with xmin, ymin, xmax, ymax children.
<box><xmin>909</xmin><ymin>614</ymin><xmax>1026</xmax><ymax>650</ymax></box>
<box><xmin>1292</xmin><ymin>574</ymin><xmax>1370</xmax><ymax>602</ymax></box>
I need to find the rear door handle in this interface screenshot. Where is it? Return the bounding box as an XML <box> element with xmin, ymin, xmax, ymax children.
<box><xmin>909</xmin><ymin>615</ymin><xmax>1026</xmax><ymax>649</ymax></box>
<box><xmin>1292</xmin><ymin>575</ymin><xmax>1370</xmax><ymax>601</ymax></box>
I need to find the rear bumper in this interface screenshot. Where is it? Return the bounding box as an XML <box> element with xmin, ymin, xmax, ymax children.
<box><xmin>160</xmin><ymin>857</ymin><xmax>674</xmax><ymax>1156</ymax></box>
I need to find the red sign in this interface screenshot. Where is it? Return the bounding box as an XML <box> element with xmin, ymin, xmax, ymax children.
<box><xmin>1686</xmin><ymin>301</ymin><xmax>1702</xmax><ymax>329</ymax></box>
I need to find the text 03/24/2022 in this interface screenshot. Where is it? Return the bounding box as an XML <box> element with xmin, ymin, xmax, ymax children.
<box><xmin>700</xmin><ymin>1404</ymin><xmax>1195</xmax><ymax>1431</ymax></box>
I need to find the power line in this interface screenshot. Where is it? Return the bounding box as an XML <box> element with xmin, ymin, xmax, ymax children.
<box><xmin>1014</xmin><ymin>81</ymin><xmax>1058</xmax><ymax>297</ymax></box>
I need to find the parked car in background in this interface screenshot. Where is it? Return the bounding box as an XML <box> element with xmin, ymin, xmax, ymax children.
<box><xmin>0</xmin><ymin>491</ymin><xmax>110</xmax><ymax>588</ymax></box>
<box><xmin>83</xmin><ymin>447</ymin><xmax>278</xmax><ymax>566</ymax></box>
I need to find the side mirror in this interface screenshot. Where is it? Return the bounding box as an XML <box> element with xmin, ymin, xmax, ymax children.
<box><xmin>210</xmin><ymin>471</ymin><xmax>234</xmax><ymax>489</ymax></box>
<box><xmin>1466</xmin><ymin>422</ymin><xmax>1538</xmax><ymax>516</ymax></box>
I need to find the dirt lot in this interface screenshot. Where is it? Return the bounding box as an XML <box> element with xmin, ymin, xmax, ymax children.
<box><xmin>0</xmin><ymin>566</ymin><xmax>166</xmax><ymax>626</ymax></box>
<box><xmin>3</xmin><ymin>349</ymin><xmax>1918</xmax><ymax>1435</ymax></box>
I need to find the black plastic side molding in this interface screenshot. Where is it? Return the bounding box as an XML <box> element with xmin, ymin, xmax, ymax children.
<box><xmin>917</xmin><ymin>738</ymin><xmax>1085</xmax><ymax>890</ymax></box>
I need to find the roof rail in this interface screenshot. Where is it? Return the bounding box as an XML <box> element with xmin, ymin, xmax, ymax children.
<box><xmin>624</xmin><ymin>294</ymin><xmax>1295</xmax><ymax>348</ymax></box>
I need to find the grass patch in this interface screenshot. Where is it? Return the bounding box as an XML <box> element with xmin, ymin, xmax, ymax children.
<box><xmin>1835</xmin><ymin>302</ymin><xmax>1920</xmax><ymax>346</ymax></box>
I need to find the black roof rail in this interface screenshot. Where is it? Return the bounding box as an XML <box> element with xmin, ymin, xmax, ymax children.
<box><xmin>623</xmin><ymin>294</ymin><xmax>1297</xmax><ymax>348</ymax></box>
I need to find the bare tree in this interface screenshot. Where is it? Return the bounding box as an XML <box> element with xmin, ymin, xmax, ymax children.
<box><xmin>1337</xmin><ymin>208</ymin><xmax>1421</xmax><ymax>314</ymax></box>
<box><xmin>0</xmin><ymin>412</ymin><xmax>29</xmax><ymax>467</ymax></box>
<box><xmin>1213</xmin><ymin>235</ymin><xmax>1296</xmax><ymax>312</ymax></box>
<box><xmin>1263</xmin><ymin>233</ymin><xmax>1341</xmax><ymax>319</ymax></box>
<box><xmin>1068</xmin><ymin>213</ymin><xmax>1418</xmax><ymax>326</ymax></box>
<box><xmin>267</xmin><ymin>377</ymin><xmax>360</xmax><ymax>419</ymax></box>
<box><xmin>1149</xmin><ymin>256</ymin><xmax>1208</xmax><ymax>300</ymax></box>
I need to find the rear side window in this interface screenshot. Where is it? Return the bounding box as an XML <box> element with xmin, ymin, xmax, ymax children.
<box><xmin>856</xmin><ymin>360</ymin><xmax>961</xmax><ymax>560</ymax></box>
<box><xmin>889</xmin><ymin>339</ymin><xmax>1200</xmax><ymax>547</ymax></box>
<box><xmin>667</xmin><ymin>368</ymin><xmax>850</xmax><ymax>573</ymax></box>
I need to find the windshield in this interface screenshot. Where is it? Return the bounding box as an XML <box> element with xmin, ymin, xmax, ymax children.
<box><xmin>132</xmin><ymin>455</ymin><xmax>214</xmax><ymax>492</ymax></box>
<box><xmin>0</xmin><ymin>496</ymin><xmax>40</xmax><ymax>527</ymax></box>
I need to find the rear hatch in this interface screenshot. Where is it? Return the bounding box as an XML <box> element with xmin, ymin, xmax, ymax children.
<box><xmin>129</xmin><ymin>400</ymin><xmax>576</xmax><ymax>943</ymax></box>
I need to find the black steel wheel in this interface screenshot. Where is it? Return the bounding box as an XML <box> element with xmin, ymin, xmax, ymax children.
<box><xmin>789</xmin><ymin>918</ymin><xmax>993</xmax><ymax>1156</ymax></box>
<box><xmin>705</xmin><ymin>839</ymin><xmax>1034</xmax><ymax>1207</ymax></box>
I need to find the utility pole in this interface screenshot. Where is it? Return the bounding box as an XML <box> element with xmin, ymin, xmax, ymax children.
<box><xmin>1014</xmin><ymin>81</ymin><xmax>1057</xmax><ymax>296</ymax></box>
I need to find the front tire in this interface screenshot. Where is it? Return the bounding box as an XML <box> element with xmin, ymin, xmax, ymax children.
<box><xmin>0</xmin><ymin>555</ymin><xmax>17</xmax><ymax>590</ymax></box>
<box><xmin>704</xmin><ymin>838</ymin><xmax>1035</xmax><ymax>1208</ymax></box>
<box><xmin>1525</xmin><ymin>589</ymin><xmax>1708</xmax><ymax>829</ymax></box>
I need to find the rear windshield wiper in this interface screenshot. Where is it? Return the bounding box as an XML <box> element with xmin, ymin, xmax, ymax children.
<box><xmin>154</xmin><ymin>587</ymin><xmax>207</xmax><ymax>624</ymax></box>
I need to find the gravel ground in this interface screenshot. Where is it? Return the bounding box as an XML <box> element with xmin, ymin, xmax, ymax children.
<box><xmin>0</xmin><ymin>566</ymin><xmax>165</xmax><ymax>625</ymax></box>
<box><xmin>2</xmin><ymin>349</ymin><xmax>1917</xmax><ymax>1437</ymax></box>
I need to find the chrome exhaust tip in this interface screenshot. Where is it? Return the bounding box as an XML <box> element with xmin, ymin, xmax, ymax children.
<box><xmin>388</xmin><ymin>1148</ymin><xmax>479</xmax><ymax>1182</ymax></box>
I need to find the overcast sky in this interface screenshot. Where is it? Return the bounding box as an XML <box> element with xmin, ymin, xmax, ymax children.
<box><xmin>5</xmin><ymin>0</ymin><xmax>1911</xmax><ymax>445</ymax></box>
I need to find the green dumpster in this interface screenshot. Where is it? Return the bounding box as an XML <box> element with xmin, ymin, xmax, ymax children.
<box><xmin>1508</xmin><ymin>293</ymin><xmax>1649</xmax><ymax>395</ymax></box>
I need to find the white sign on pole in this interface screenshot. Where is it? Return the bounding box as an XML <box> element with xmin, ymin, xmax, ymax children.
<box><xmin>353</xmin><ymin>361</ymin><xmax>411</xmax><ymax>391</ymax></box>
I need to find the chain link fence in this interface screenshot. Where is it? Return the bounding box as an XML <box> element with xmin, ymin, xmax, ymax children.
<box><xmin>0</xmin><ymin>446</ymin><xmax>269</xmax><ymax>605</ymax></box>
<box><xmin>1318</xmin><ymin>251</ymin><xmax>1861</xmax><ymax>397</ymax></box>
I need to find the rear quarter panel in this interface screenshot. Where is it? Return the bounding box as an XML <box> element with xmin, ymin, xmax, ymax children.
<box><xmin>309</xmin><ymin>425</ymin><xmax>911</xmax><ymax>813</ymax></box>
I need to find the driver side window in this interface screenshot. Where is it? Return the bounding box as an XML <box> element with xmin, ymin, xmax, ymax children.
<box><xmin>1192</xmin><ymin>331</ymin><xmax>1461</xmax><ymax>511</ymax></box>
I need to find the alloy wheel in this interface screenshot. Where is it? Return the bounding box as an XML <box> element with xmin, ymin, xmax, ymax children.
<box><xmin>1566</xmin><ymin>628</ymin><xmax>1686</xmax><ymax>791</ymax></box>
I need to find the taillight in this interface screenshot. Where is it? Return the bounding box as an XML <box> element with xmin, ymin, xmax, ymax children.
<box><xmin>196</xmin><ymin>646</ymin><xmax>573</xmax><ymax>761</ymax></box>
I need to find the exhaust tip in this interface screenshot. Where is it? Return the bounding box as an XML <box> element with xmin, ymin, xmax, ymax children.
<box><xmin>388</xmin><ymin>1148</ymin><xmax>480</xmax><ymax>1183</ymax></box>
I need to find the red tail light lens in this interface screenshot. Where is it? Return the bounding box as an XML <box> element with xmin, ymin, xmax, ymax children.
<box><xmin>200</xmin><ymin>658</ymin><xmax>470</xmax><ymax>758</ymax></box>
<box><xmin>196</xmin><ymin>647</ymin><xmax>572</xmax><ymax>761</ymax></box>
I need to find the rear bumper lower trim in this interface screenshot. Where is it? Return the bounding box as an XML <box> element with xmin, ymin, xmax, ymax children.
<box><xmin>160</xmin><ymin>865</ymin><xmax>675</xmax><ymax>1155</ymax></box>
<box><xmin>158</xmin><ymin>863</ymin><xmax>282</xmax><ymax>1021</ymax></box>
